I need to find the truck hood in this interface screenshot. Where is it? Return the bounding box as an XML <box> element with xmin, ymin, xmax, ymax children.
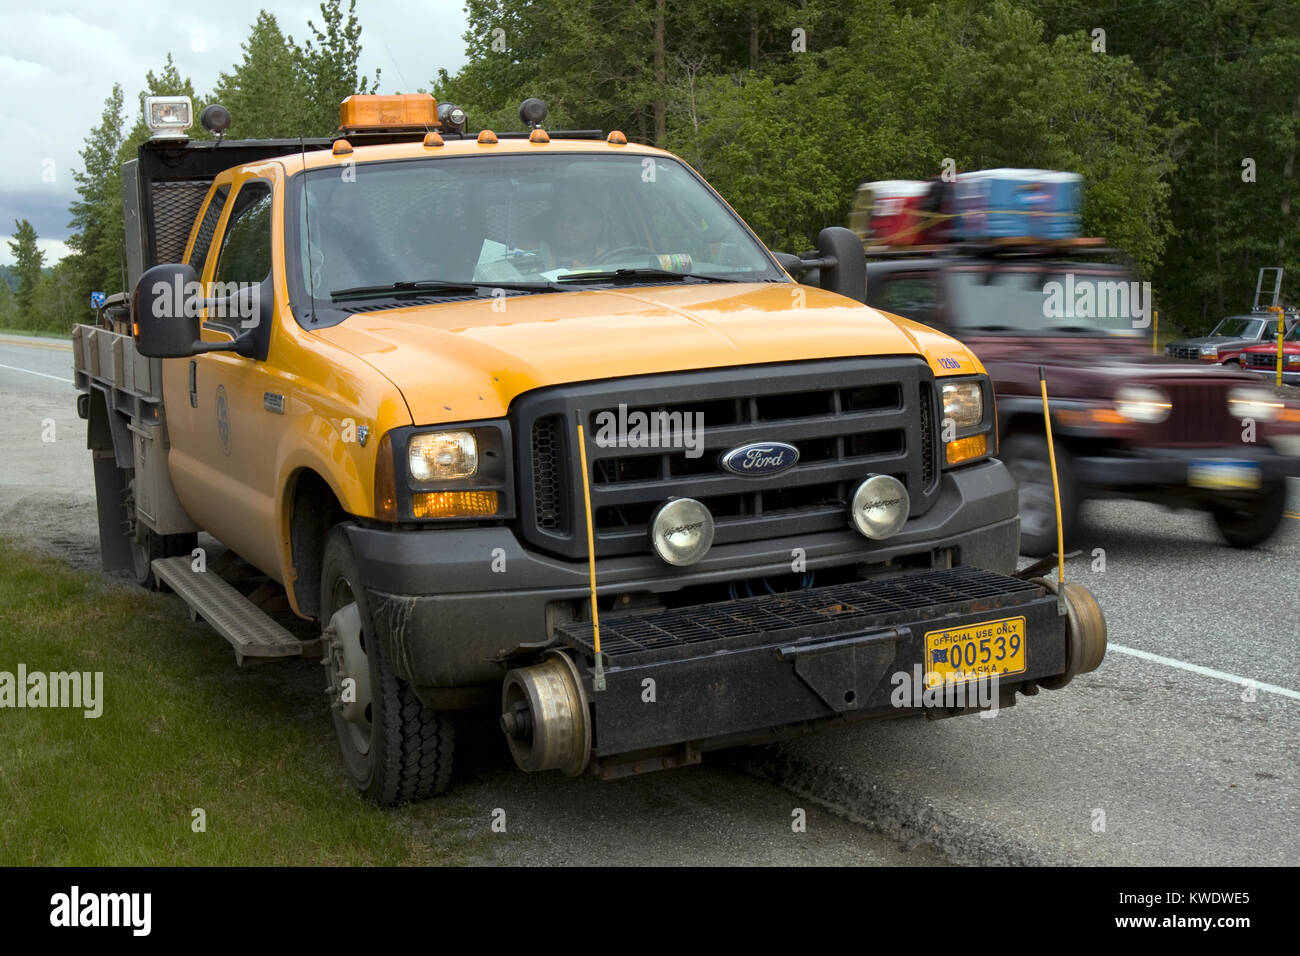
<box><xmin>1167</xmin><ymin>335</ymin><xmax>1255</xmax><ymax>349</ymax></box>
<box><xmin>313</xmin><ymin>283</ymin><xmax>979</xmax><ymax>423</ymax></box>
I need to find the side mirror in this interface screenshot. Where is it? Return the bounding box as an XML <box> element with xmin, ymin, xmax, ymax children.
<box><xmin>772</xmin><ymin>252</ymin><xmax>806</xmax><ymax>277</ymax></box>
<box><xmin>132</xmin><ymin>263</ymin><xmax>257</xmax><ymax>359</ymax></box>
<box><xmin>814</xmin><ymin>227</ymin><xmax>867</xmax><ymax>304</ymax></box>
<box><xmin>133</xmin><ymin>263</ymin><xmax>202</xmax><ymax>357</ymax></box>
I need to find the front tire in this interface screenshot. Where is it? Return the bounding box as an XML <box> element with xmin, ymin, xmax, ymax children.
<box><xmin>1001</xmin><ymin>433</ymin><xmax>1080</xmax><ymax>558</ymax></box>
<box><xmin>1210</xmin><ymin>481</ymin><xmax>1287</xmax><ymax>548</ymax></box>
<box><xmin>320</xmin><ymin>524</ymin><xmax>453</xmax><ymax>805</ymax></box>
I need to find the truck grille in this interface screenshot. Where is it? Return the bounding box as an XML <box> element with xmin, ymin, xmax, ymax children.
<box><xmin>514</xmin><ymin>358</ymin><xmax>941</xmax><ymax>560</ymax></box>
<box><xmin>1160</xmin><ymin>381</ymin><xmax>1240</xmax><ymax>445</ymax></box>
<box><xmin>1245</xmin><ymin>351</ymin><xmax>1278</xmax><ymax>369</ymax></box>
<box><xmin>1168</xmin><ymin>346</ymin><xmax>1202</xmax><ymax>361</ymax></box>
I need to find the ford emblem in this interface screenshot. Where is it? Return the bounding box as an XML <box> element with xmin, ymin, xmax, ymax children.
<box><xmin>720</xmin><ymin>441</ymin><xmax>800</xmax><ymax>477</ymax></box>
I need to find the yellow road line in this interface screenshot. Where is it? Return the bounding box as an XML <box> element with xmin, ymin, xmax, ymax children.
<box><xmin>0</xmin><ymin>334</ymin><xmax>72</xmax><ymax>352</ymax></box>
<box><xmin>1286</xmin><ymin>511</ymin><xmax>1300</xmax><ymax>520</ymax></box>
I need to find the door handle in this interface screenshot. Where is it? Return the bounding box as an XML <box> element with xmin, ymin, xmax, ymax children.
<box><xmin>189</xmin><ymin>360</ymin><xmax>197</xmax><ymax>408</ymax></box>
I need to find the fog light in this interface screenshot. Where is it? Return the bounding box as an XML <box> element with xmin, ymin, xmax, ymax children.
<box><xmin>850</xmin><ymin>475</ymin><xmax>909</xmax><ymax>540</ymax></box>
<box><xmin>649</xmin><ymin>498</ymin><xmax>714</xmax><ymax>566</ymax></box>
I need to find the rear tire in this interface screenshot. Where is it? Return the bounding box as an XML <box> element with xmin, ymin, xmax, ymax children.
<box><xmin>125</xmin><ymin>477</ymin><xmax>196</xmax><ymax>590</ymax></box>
<box><xmin>320</xmin><ymin>524</ymin><xmax>453</xmax><ymax>805</ymax></box>
<box><xmin>1001</xmin><ymin>433</ymin><xmax>1080</xmax><ymax>558</ymax></box>
<box><xmin>1210</xmin><ymin>481</ymin><xmax>1287</xmax><ymax>548</ymax></box>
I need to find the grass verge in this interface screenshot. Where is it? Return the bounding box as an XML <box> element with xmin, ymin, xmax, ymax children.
<box><xmin>0</xmin><ymin>539</ymin><xmax>494</xmax><ymax>865</ymax></box>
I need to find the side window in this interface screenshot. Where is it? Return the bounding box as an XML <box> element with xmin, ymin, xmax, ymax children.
<box><xmin>880</xmin><ymin>274</ymin><xmax>942</xmax><ymax>327</ymax></box>
<box><xmin>214</xmin><ymin>183</ymin><xmax>272</xmax><ymax>285</ymax></box>
<box><xmin>188</xmin><ymin>184</ymin><xmax>229</xmax><ymax>269</ymax></box>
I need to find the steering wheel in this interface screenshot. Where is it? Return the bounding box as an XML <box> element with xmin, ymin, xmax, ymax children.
<box><xmin>593</xmin><ymin>245</ymin><xmax>658</xmax><ymax>265</ymax></box>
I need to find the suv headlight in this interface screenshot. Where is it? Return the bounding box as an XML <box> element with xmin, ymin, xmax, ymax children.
<box><xmin>1228</xmin><ymin>386</ymin><xmax>1282</xmax><ymax>422</ymax></box>
<box><xmin>1114</xmin><ymin>385</ymin><xmax>1171</xmax><ymax>423</ymax></box>
<box><xmin>1199</xmin><ymin>345</ymin><xmax>1219</xmax><ymax>358</ymax></box>
<box><xmin>375</xmin><ymin>421</ymin><xmax>513</xmax><ymax>521</ymax></box>
<box><xmin>939</xmin><ymin>377</ymin><xmax>994</xmax><ymax>466</ymax></box>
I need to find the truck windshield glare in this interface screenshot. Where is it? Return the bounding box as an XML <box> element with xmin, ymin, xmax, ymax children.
<box><xmin>294</xmin><ymin>153</ymin><xmax>783</xmax><ymax>311</ymax></box>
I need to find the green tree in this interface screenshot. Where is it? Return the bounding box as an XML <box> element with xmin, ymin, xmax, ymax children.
<box><xmin>0</xmin><ymin>273</ymin><xmax>15</xmax><ymax>330</ymax></box>
<box><xmin>296</xmin><ymin>0</ymin><xmax>381</xmax><ymax>135</ymax></box>
<box><xmin>8</xmin><ymin>220</ymin><xmax>44</xmax><ymax>320</ymax></box>
<box><xmin>66</xmin><ymin>83</ymin><xmax>126</xmax><ymax>305</ymax></box>
<box><xmin>214</xmin><ymin>11</ymin><xmax>310</xmax><ymax>138</ymax></box>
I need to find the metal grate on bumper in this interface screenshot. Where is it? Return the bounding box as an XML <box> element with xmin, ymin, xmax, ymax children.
<box><xmin>556</xmin><ymin>565</ymin><xmax>1043</xmax><ymax>664</ymax></box>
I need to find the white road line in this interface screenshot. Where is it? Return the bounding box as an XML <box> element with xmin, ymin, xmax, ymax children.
<box><xmin>0</xmin><ymin>362</ymin><xmax>72</xmax><ymax>384</ymax></box>
<box><xmin>1109</xmin><ymin>642</ymin><xmax>1300</xmax><ymax>701</ymax></box>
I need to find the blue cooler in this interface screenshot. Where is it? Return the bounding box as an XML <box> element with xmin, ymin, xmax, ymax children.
<box><xmin>955</xmin><ymin>169</ymin><xmax>1081</xmax><ymax>239</ymax></box>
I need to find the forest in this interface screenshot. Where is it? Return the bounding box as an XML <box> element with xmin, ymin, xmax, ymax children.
<box><xmin>3</xmin><ymin>0</ymin><xmax>1296</xmax><ymax>336</ymax></box>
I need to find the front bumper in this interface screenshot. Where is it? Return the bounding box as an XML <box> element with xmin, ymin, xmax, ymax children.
<box><xmin>348</xmin><ymin>459</ymin><xmax>1021</xmax><ymax>690</ymax></box>
<box><xmin>1073</xmin><ymin>445</ymin><xmax>1300</xmax><ymax>488</ymax></box>
<box><xmin>554</xmin><ymin>565</ymin><xmax>1068</xmax><ymax>761</ymax></box>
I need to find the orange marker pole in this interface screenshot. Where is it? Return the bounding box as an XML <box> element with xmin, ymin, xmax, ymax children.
<box><xmin>1272</xmin><ymin>306</ymin><xmax>1285</xmax><ymax>387</ymax></box>
<box><xmin>1039</xmin><ymin>367</ymin><xmax>1066</xmax><ymax>611</ymax></box>
<box><xmin>575</xmin><ymin>416</ymin><xmax>606</xmax><ymax>691</ymax></box>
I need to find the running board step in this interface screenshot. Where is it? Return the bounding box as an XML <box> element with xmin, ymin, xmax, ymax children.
<box><xmin>151</xmin><ymin>556</ymin><xmax>310</xmax><ymax>665</ymax></box>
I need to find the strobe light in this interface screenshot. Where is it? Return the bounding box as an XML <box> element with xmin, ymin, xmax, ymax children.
<box><xmin>849</xmin><ymin>475</ymin><xmax>910</xmax><ymax>540</ymax></box>
<box><xmin>649</xmin><ymin>498</ymin><xmax>715</xmax><ymax>566</ymax></box>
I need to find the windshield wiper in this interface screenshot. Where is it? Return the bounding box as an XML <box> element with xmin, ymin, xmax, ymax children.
<box><xmin>329</xmin><ymin>279</ymin><xmax>561</xmax><ymax>301</ymax></box>
<box><xmin>554</xmin><ymin>268</ymin><xmax>736</xmax><ymax>285</ymax></box>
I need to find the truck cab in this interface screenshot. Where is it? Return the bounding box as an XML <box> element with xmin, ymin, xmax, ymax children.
<box><xmin>73</xmin><ymin>94</ymin><xmax>1106</xmax><ymax>804</ymax></box>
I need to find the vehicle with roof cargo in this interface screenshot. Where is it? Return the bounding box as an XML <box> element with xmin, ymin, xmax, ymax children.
<box><xmin>862</xmin><ymin>243</ymin><xmax>1300</xmax><ymax>557</ymax></box>
<box><xmin>71</xmin><ymin>93</ymin><xmax>1106</xmax><ymax>804</ymax></box>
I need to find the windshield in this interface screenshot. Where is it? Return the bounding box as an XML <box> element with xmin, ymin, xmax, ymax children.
<box><xmin>1209</xmin><ymin>317</ymin><xmax>1264</xmax><ymax>339</ymax></box>
<box><xmin>947</xmin><ymin>265</ymin><xmax>1147</xmax><ymax>335</ymax></box>
<box><xmin>290</xmin><ymin>152</ymin><xmax>782</xmax><ymax>317</ymax></box>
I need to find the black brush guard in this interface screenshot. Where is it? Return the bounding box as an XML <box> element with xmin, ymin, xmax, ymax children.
<box><xmin>554</xmin><ymin>566</ymin><xmax>1066</xmax><ymax>757</ymax></box>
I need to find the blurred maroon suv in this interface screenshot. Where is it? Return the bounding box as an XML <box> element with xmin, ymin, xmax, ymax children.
<box><xmin>864</xmin><ymin>248</ymin><xmax>1300</xmax><ymax>556</ymax></box>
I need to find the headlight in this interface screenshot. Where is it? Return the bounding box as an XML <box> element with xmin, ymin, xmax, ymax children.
<box><xmin>941</xmin><ymin>381</ymin><xmax>983</xmax><ymax>428</ymax></box>
<box><xmin>649</xmin><ymin>498</ymin><xmax>715</xmax><ymax>566</ymax></box>
<box><xmin>1228</xmin><ymin>386</ymin><xmax>1282</xmax><ymax>422</ymax></box>
<box><xmin>1114</xmin><ymin>385</ymin><xmax>1171</xmax><ymax>423</ymax></box>
<box><xmin>409</xmin><ymin>431</ymin><xmax>478</xmax><ymax>480</ymax></box>
<box><xmin>1199</xmin><ymin>345</ymin><xmax>1219</xmax><ymax>358</ymax></box>
<box><xmin>850</xmin><ymin>475</ymin><xmax>910</xmax><ymax>540</ymax></box>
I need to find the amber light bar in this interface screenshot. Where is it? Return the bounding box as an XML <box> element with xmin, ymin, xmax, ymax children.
<box><xmin>339</xmin><ymin>94</ymin><xmax>438</xmax><ymax>130</ymax></box>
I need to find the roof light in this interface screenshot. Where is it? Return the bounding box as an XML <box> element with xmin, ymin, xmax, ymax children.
<box><xmin>477</xmin><ymin>129</ymin><xmax>498</xmax><ymax>145</ymax></box>
<box><xmin>338</xmin><ymin>94</ymin><xmax>436</xmax><ymax>131</ymax></box>
<box><xmin>607</xmin><ymin>130</ymin><xmax>628</xmax><ymax>146</ymax></box>
<box><xmin>332</xmin><ymin>139</ymin><xmax>353</xmax><ymax>156</ymax></box>
<box><xmin>423</xmin><ymin>131</ymin><xmax>444</xmax><ymax>148</ymax></box>
<box><xmin>529</xmin><ymin>128</ymin><xmax>550</xmax><ymax>144</ymax></box>
<box><xmin>437</xmin><ymin>102</ymin><xmax>467</xmax><ymax>133</ymax></box>
<box><xmin>519</xmin><ymin>98</ymin><xmax>548</xmax><ymax>128</ymax></box>
<box><xmin>145</xmin><ymin>96</ymin><xmax>192</xmax><ymax>140</ymax></box>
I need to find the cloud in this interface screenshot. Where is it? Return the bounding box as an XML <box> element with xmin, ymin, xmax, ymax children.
<box><xmin>0</xmin><ymin>236</ymin><xmax>72</xmax><ymax>268</ymax></box>
<box><xmin>0</xmin><ymin>0</ymin><xmax>469</xmax><ymax>252</ymax></box>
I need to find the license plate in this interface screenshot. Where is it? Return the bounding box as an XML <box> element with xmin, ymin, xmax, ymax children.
<box><xmin>924</xmin><ymin>616</ymin><xmax>1027</xmax><ymax>687</ymax></box>
<box><xmin>1188</xmin><ymin>459</ymin><xmax>1261</xmax><ymax>490</ymax></box>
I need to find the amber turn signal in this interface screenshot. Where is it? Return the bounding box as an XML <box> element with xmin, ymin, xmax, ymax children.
<box><xmin>945</xmin><ymin>434</ymin><xmax>987</xmax><ymax>466</ymax></box>
<box><xmin>411</xmin><ymin>491</ymin><xmax>499</xmax><ymax>518</ymax></box>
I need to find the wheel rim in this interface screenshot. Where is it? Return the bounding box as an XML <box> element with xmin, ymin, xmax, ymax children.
<box><xmin>324</xmin><ymin>577</ymin><xmax>372</xmax><ymax>757</ymax></box>
<box><xmin>1010</xmin><ymin>457</ymin><xmax>1056</xmax><ymax>539</ymax></box>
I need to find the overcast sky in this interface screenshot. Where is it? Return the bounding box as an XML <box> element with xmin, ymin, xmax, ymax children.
<box><xmin>0</xmin><ymin>0</ymin><xmax>470</xmax><ymax>266</ymax></box>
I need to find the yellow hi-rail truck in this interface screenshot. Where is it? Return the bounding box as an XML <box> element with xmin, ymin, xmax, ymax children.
<box><xmin>72</xmin><ymin>93</ymin><xmax>1105</xmax><ymax>804</ymax></box>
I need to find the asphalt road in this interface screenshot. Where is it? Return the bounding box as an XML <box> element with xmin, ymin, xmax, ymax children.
<box><xmin>1</xmin><ymin>331</ymin><xmax>1296</xmax><ymax>866</ymax></box>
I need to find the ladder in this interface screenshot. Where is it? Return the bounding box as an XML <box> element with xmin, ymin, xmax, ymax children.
<box><xmin>1253</xmin><ymin>266</ymin><xmax>1284</xmax><ymax>310</ymax></box>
